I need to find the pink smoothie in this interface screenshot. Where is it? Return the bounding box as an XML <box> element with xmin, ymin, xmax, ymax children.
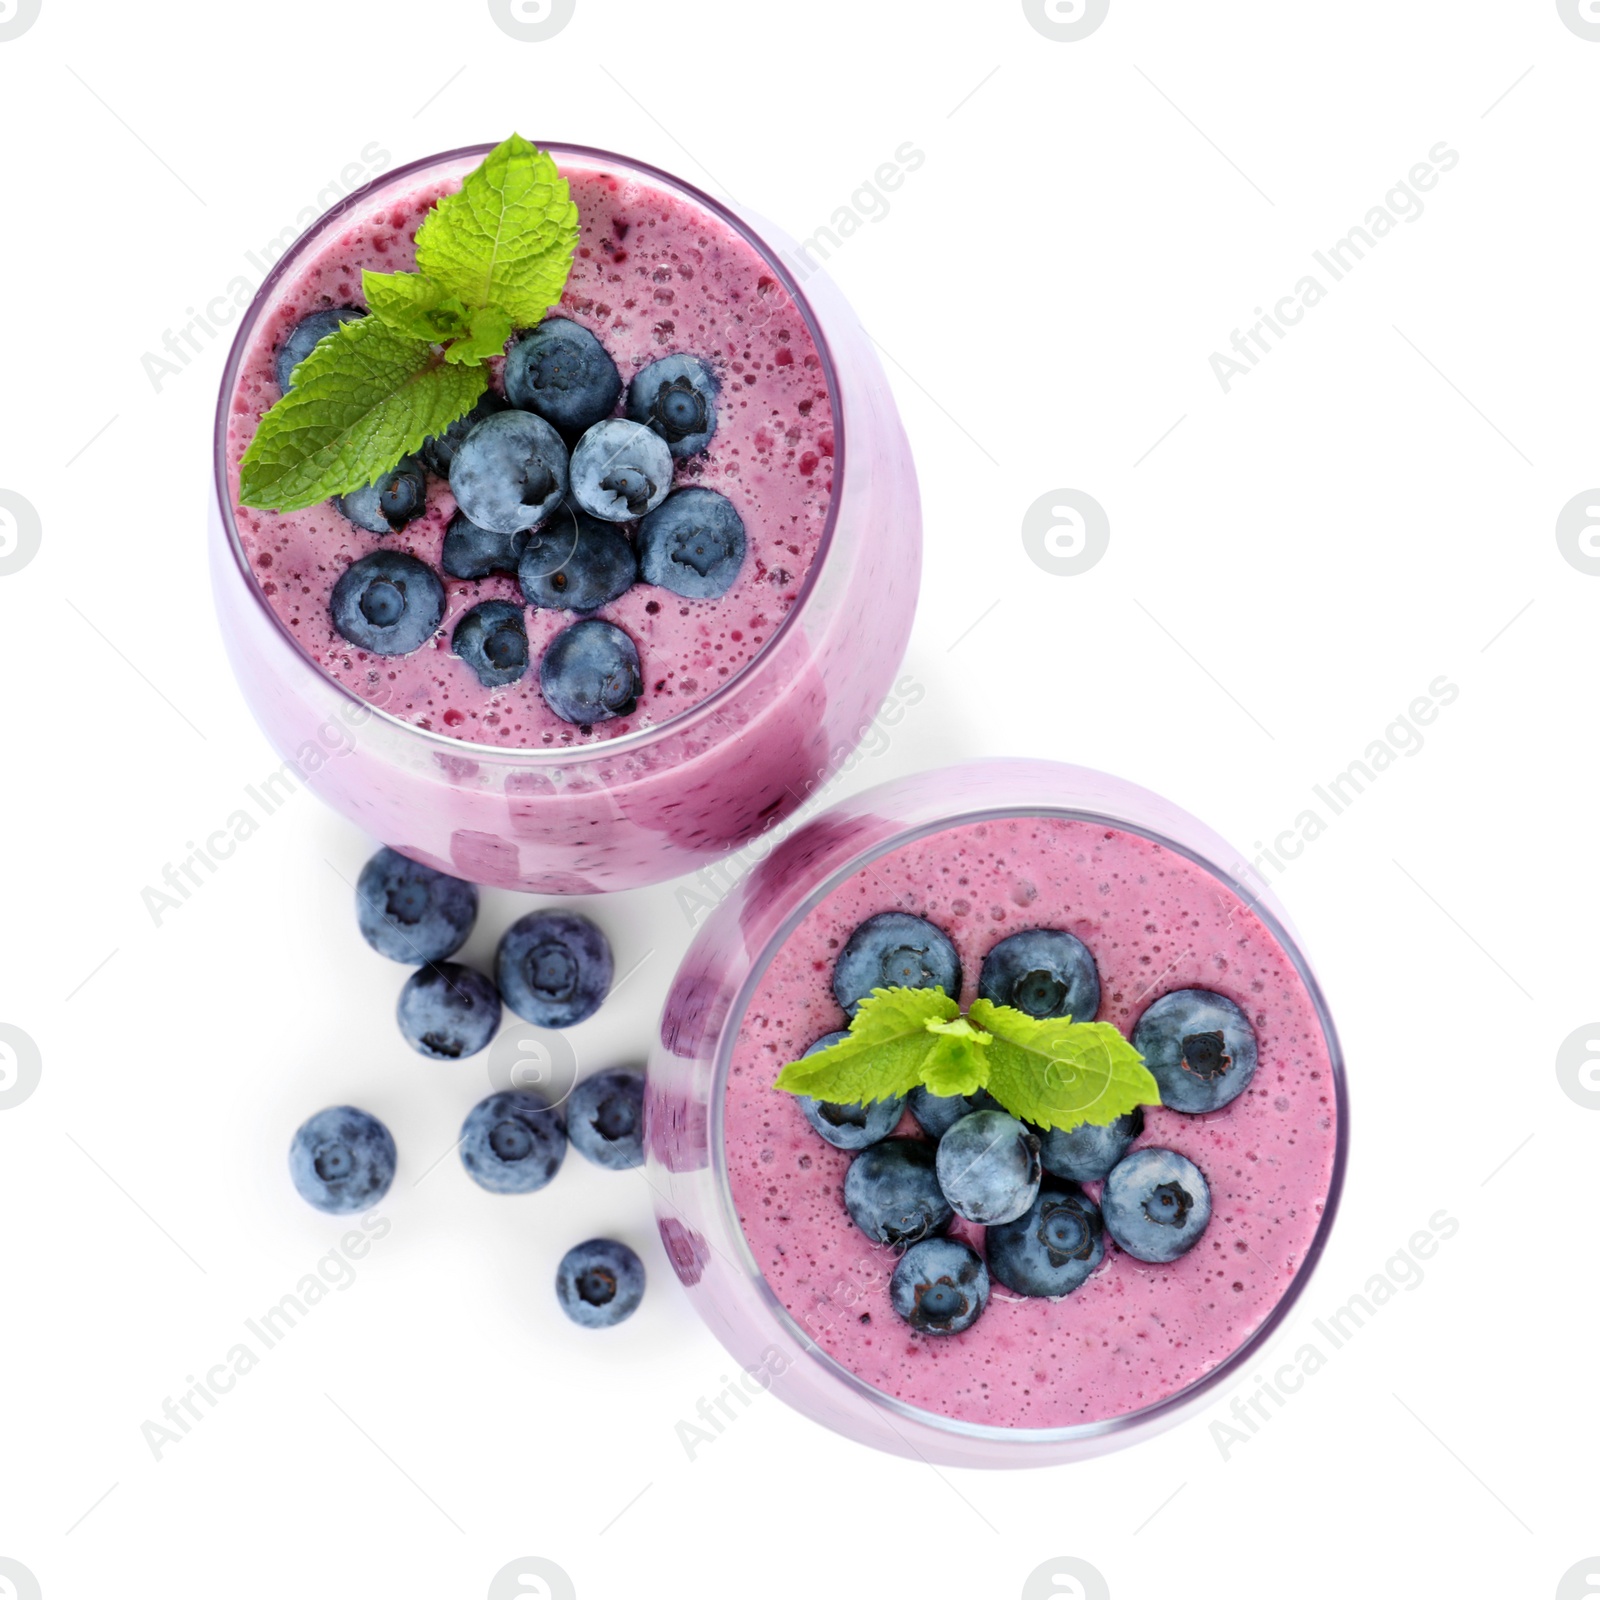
<box><xmin>225</xmin><ymin>158</ymin><xmax>835</xmax><ymax>749</ymax></box>
<box><xmin>722</xmin><ymin>814</ymin><xmax>1340</xmax><ymax>1430</ymax></box>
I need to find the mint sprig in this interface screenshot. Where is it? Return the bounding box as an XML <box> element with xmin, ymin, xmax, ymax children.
<box><xmin>239</xmin><ymin>134</ymin><xmax>578</xmax><ymax>512</ymax></box>
<box><xmin>774</xmin><ymin>987</ymin><xmax>1162</xmax><ymax>1134</ymax></box>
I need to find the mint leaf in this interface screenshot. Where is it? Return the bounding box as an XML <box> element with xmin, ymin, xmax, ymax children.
<box><xmin>239</xmin><ymin>317</ymin><xmax>486</xmax><ymax>511</ymax></box>
<box><xmin>361</xmin><ymin>269</ymin><xmax>471</xmax><ymax>343</ymax></box>
<box><xmin>920</xmin><ymin>1017</ymin><xmax>992</xmax><ymax>1098</ymax></box>
<box><xmin>971</xmin><ymin>999</ymin><xmax>1160</xmax><ymax>1133</ymax></box>
<box><xmin>444</xmin><ymin>305</ymin><xmax>514</xmax><ymax>366</ymax></box>
<box><xmin>774</xmin><ymin>987</ymin><xmax>958</xmax><ymax>1104</ymax></box>
<box><xmin>416</xmin><ymin>133</ymin><xmax>578</xmax><ymax>323</ymax></box>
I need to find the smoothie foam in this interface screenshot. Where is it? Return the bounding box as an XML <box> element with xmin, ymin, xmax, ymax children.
<box><xmin>722</xmin><ymin>814</ymin><xmax>1339</xmax><ymax>1430</ymax></box>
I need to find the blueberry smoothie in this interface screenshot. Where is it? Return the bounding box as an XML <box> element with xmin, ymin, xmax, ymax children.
<box><xmin>647</xmin><ymin>762</ymin><xmax>1345</xmax><ymax>1462</ymax></box>
<box><xmin>225</xmin><ymin>156</ymin><xmax>834</xmax><ymax>747</ymax></box>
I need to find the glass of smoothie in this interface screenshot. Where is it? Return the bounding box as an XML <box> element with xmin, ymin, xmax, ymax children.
<box><xmin>210</xmin><ymin>143</ymin><xmax>919</xmax><ymax>893</ymax></box>
<box><xmin>646</xmin><ymin>758</ymin><xmax>1347</xmax><ymax>1467</ymax></box>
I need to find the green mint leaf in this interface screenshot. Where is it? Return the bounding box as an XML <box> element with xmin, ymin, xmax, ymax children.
<box><xmin>920</xmin><ymin>1017</ymin><xmax>993</xmax><ymax>1098</ymax></box>
<box><xmin>971</xmin><ymin>998</ymin><xmax>1161</xmax><ymax>1133</ymax></box>
<box><xmin>415</xmin><ymin>133</ymin><xmax>578</xmax><ymax>323</ymax></box>
<box><xmin>444</xmin><ymin>304</ymin><xmax>514</xmax><ymax>366</ymax></box>
<box><xmin>774</xmin><ymin>987</ymin><xmax>958</xmax><ymax>1105</ymax></box>
<box><xmin>239</xmin><ymin>316</ymin><xmax>487</xmax><ymax>511</ymax></box>
<box><xmin>361</xmin><ymin>269</ymin><xmax>471</xmax><ymax>343</ymax></box>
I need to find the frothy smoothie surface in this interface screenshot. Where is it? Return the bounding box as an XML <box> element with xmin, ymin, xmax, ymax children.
<box><xmin>723</xmin><ymin>815</ymin><xmax>1340</xmax><ymax>1431</ymax></box>
<box><xmin>225</xmin><ymin>157</ymin><xmax>835</xmax><ymax>748</ymax></box>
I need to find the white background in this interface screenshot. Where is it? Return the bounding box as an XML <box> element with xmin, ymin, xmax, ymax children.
<box><xmin>0</xmin><ymin>2</ymin><xmax>1594</xmax><ymax>1596</ymax></box>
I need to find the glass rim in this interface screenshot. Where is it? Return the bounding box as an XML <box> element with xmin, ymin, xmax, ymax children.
<box><xmin>212</xmin><ymin>140</ymin><xmax>846</xmax><ymax>762</ymax></box>
<box><xmin>706</xmin><ymin>797</ymin><xmax>1350</xmax><ymax>1448</ymax></box>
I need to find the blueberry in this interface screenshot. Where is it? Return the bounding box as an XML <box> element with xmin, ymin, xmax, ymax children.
<box><xmin>796</xmin><ymin>1031</ymin><xmax>905</xmax><ymax>1151</ymax></box>
<box><xmin>519</xmin><ymin>502</ymin><xmax>638</xmax><ymax>611</ymax></box>
<box><xmin>274</xmin><ymin>306</ymin><xmax>363</xmax><ymax>392</ymax></box>
<box><xmin>889</xmin><ymin>1237</ymin><xmax>988</xmax><ymax>1336</ymax></box>
<box><xmin>568</xmin><ymin>418</ymin><xmax>674</xmax><ymax>522</ymax></box>
<box><xmin>627</xmin><ymin>354</ymin><xmax>718</xmax><ymax>458</ymax></box>
<box><xmin>935</xmin><ymin>1109</ymin><xmax>1041</xmax><ymax>1225</ymax></box>
<box><xmin>289</xmin><ymin>1105</ymin><xmax>395</xmax><ymax>1214</ymax></box>
<box><xmin>637</xmin><ymin>489</ymin><xmax>746</xmax><ymax>600</ymax></box>
<box><xmin>842</xmin><ymin>1138</ymin><xmax>952</xmax><ymax>1247</ymax></box>
<box><xmin>1036</xmin><ymin>1107</ymin><xmax>1144</xmax><ymax>1183</ymax></box>
<box><xmin>505</xmin><ymin>318</ymin><xmax>622</xmax><ymax>434</ymax></box>
<box><xmin>419</xmin><ymin>388</ymin><xmax>507</xmax><ymax>477</ymax></box>
<box><xmin>452</xmin><ymin>599</ymin><xmax>529</xmax><ymax>689</ymax></box>
<box><xmin>395</xmin><ymin>962</ymin><xmax>501</xmax><ymax>1060</ymax></box>
<box><xmin>1132</xmin><ymin>988</ymin><xmax>1258</xmax><ymax>1114</ymax></box>
<box><xmin>333</xmin><ymin>455</ymin><xmax>428</xmax><ymax>535</ymax></box>
<box><xmin>440</xmin><ymin>510</ymin><xmax>530</xmax><ymax>580</ymax></box>
<box><xmin>539</xmin><ymin>618</ymin><xmax>642</xmax><ymax>725</ymax></box>
<box><xmin>567</xmin><ymin>1067</ymin><xmax>645</xmax><ymax>1170</ymax></box>
<box><xmin>459</xmin><ymin>1089</ymin><xmax>567</xmax><ymax>1194</ymax></box>
<box><xmin>832</xmin><ymin>912</ymin><xmax>961</xmax><ymax>1018</ymax></box>
<box><xmin>906</xmin><ymin>1085</ymin><xmax>1000</xmax><ymax>1140</ymax></box>
<box><xmin>1102</xmin><ymin>1147</ymin><xmax>1212</xmax><ymax>1263</ymax></box>
<box><xmin>556</xmin><ymin>1238</ymin><xmax>646</xmax><ymax>1329</ymax></box>
<box><xmin>978</xmin><ymin>928</ymin><xmax>1100</xmax><ymax>1021</ymax></box>
<box><xmin>356</xmin><ymin>846</ymin><xmax>477</xmax><ymax>963</ymax></box>
<box><xmin>986</xmin><ymin>1182</ymin><xmax>1106</xmax><ymax>1297</ymax></box>
<box><xmin>449</xmin><ymin>410</ymin><xmax>569</xmax><ymax>535</ymax></box>
<box><xmin>496</xmin><ymin>909</ymin><xmax>613</xmax><ymax>1027</ymax></box>
<box><xmin>330</xmin><ymin>550</ymin><xmax>445</xmax><ymax>655</ymax></box>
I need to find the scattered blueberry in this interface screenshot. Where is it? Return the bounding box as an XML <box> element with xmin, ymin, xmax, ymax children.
<box><xmin>449</xmin><ymin>410</ymin><xmax>569</xmax><ymax>535</ymax></box>
<box><xmin>395</xmin><ymin>962</ymin><xmax>501</xmax><ymax>1060</ymax></box>
<box><xmin>356</xmin><ymin>846</ymin><xmax>477</xmax><ymax>963</ymax></box>
<box><xmin>567</xmin><ymin>1067</ymin><xmax>645</xmax><ymax>1170</ymax></box>
<box><xmin>519</xmin><ymin>502</ymin><xmax>638</xmax><ymax>611</ymax></box>
<box><xmin>986</xmin><ymin>1182</ymin><xmax>1106</xmax><ymax>1297</ymax></box>
<box><xmin>440</xmin><ymin>510</ymin><xmax>530</xmax><ymax>580</ymax></box>
<box><xmin>627</xmin><ymin>353</ymin><xmax>718</xmax><ymax>458</ymax></box>
<box><xmin>889</xmin><ymin>1237</ymin><xmax>988</xmax><ymax>1335</ymax></box>
<box><xmin>796</xmin><ymin>1031</ymin><xmax>905</xmax><ymax>1151</ymax></box>
<box><xmin>496</xmin><ymin>909</ymin><xmax>613</xmax><ymax>1027</ymax></box>
<box><xmin>459</xmin><ymin>1089</ymin><xmax>567</xmax><ymax>1194</ymax></box>
<box><xmin>906</xmin><ymin>1085</ymin><xmax>1001</xmax><ymax>1139</ymax></box>
<box><xmin>568</xmin><ymin>418</ymin><xmax>674</xmax><ymax>522</ymax></box>
<box><xmin>334</xmin><ymin>455</ymin><xmax>428</xmax><ymax>535</ymax></box>
<box><xmin>289</xmin><ymin>1105</ymin><xmax>395</xmax><ymax>1214</ymax></box>
<box><xmin>842</xmin><ymin>1139</ymin><xmax>952</xmax><ymax>1247</ymax></box>
<box><xmin>637</xmin><ymin>489</ymin><xmax>746</xmax><ymax>600</ymax></box>
<box><xmin>452</xmin><ymin>599</ymin><xmax>529</xmax><ymax>689</ymax></box>
<box><xmin>978</xmin><ymin>928</ymin><xmax>1101</xmax><ymax>1020</ymax></box>
<box><xmin>274</xmin><ymin>306</ymin><xmax>363</xmax><ymax>392</ymax></box>
<box><xmin>330</xmin><ymin>550</ymin><xmax>445</xmax><ymax>655</ymax></box>
<box><xmin>419</xmin><ymin>388</ymin><xmax>507</xmax><ymax>477</ymax></box>
<box><xmin>935</xmin><ymin>1109</ymin><xmax>1041</xmax><ymax>1225</ymax></box>
<box><xmin>1133</xmin><ymin>988</ymin><xmax>1258</xmax><ymax>1114</ymax></box>
<box><xmin>1036</xmin><ymin>1108</ymin><xmax>1144</xmax><ymax>1183</ymax></box>
<box><xmin>1102</xmin><ymin>1147</ymin><xmax>1212</xmax><ymax>1263</ymax></box>
<box><xmin>505</xmin><ymin>319</ymin><xmax>622</xmax><ymax>434</ymax></box>
<box><xmin>556</xmin><ymin>1237</ymin><xmax>646</xmax><ymax>1328</ymax></box>
<box><xmin>833</xmin><ymin>912</ymin><xmax>962</xmax><ymax>1017</ymax></box>
<box><xmin>539</xmin><ymin>618</ymin><xmax>642</xmax><ymax>725</ymax></box>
